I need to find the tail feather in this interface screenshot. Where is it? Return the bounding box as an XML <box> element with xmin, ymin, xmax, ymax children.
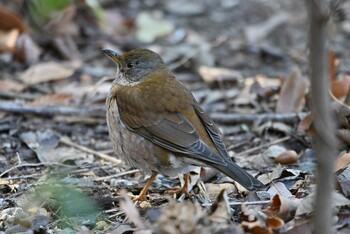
<box><xmin>210</xmin><ymin>161</ymin><xmax>265</xmax><ymax>191</ymax></box>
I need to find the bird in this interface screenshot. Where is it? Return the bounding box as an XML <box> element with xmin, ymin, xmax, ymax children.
<box><xmin>103</xmin><ymin>48</ymin><xmax>265</xmax><ymax>201</ymax></box>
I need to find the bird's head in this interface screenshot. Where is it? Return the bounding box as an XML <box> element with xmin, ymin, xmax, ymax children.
<box><xmin>102</xmin><ymin>48</ymin><xmax>168</xmax><ymax>86</ymax></box>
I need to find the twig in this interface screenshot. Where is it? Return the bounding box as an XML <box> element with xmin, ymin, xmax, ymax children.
<box><xmin>2</xmin><ymin>164</ymin><xmax>116</xmax><ymax>180</ymax></box>
<box><xmin>210</xmin><ymin>112</ymin><xmax>308</xmax><ymax>124</ymax></box>
<box><xmin>0</xmin><ymin>91</ymin><xmax>38</xmax><ymax>100</ymax></box>
<box><xmin>0</xmin><ymin>102</ymin><xmax>105</xmax><ymax>117</ymax></box>
<box><xmin>308</xmin><ymin>1</ymin><xmax>335</xmax><ymax>234</ymax></box>
<box><xmin>0</xmin><ymin>161</ymin><xmax>73</xmax><ymax>178</ymax></box>
<box><xmin>229</xmin><ymin>200</ymin><xmax>271</xmax><ymax>206</ymax></box>
<box><xmin>59</xmin><ymin>136</ymin><xmax>122</xmax><ymax>165</ymax></box>
<box><xmin>235</xmin><ymin>136</ymin><xmax>291</xmax><ymax>157</ymax></box>
<box><xmin>202</xmin><ymin>200</ymin><xmax>271</xmax><ymax>207</ymax></box>
<box><xmin>95</xmin><ymin>169</ymin><xmax>140</xmax><ymax>181</ymax></box>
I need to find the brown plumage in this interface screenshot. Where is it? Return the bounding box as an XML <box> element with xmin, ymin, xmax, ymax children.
<box><xmin>103</xmin><ymin>48</ymin><xmax>264</xmax><ymax>201</ymax></box>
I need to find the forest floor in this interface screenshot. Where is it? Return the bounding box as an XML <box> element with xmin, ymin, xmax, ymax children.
<box><xmin>1</xmin><ymin>0</ymin><xmax>350</xmax><ymax>233</ymax></box>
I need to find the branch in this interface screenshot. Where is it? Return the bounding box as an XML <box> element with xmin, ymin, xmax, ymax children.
<box><xmin>210</xmin><ymin>112</ymin><xmax>308</xmax><ymax>124</ymax></box>
<box><xmin>0</xmin><ymin>102</ymin><xmax>105</xmax><ymax>118</ymax></box>
<box><xmin>0</xmin><ymin>102</ymin><xmax>307</xmax><ymax>125</ymax></box>
<box><xmin>308</xmin><ymin>0</ymin><xmax>336</xmax><ymax>233</ymax></box>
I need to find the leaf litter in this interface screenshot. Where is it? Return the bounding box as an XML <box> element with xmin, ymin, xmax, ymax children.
<box><xmin>0</xmin><ymin>0</ymin><xmax>350</xmax><ymax>233</ymax></box>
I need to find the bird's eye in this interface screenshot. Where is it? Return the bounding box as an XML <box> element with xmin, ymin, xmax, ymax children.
<box><xmin>126</xmin><ymin>63</ymin><xmax>134</xmax><ymax>68</ymax></box>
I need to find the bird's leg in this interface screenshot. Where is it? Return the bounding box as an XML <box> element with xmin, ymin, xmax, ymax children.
<box><xmin>167</xmin><ymin>173</ymin><xmax>192</xmax><ymax>198</ymax></box>
<box><xmin>132</xmin><ymin>171</ymin><xmax>157</xmax><ymax>202</ymax></box>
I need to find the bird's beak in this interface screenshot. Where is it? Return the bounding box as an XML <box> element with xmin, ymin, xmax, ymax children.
<box><xmin>102</xmin><ymin>48</ymin><xmax>122</xmax><ymax>67</ymax></box>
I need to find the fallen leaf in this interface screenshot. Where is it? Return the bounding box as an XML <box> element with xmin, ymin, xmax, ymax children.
<box><xmin>20</xmin><ymin>130</ymin><xmax>86</xmax><ymax>163</ymax></box>
<box><xmin>0</xmin><ymin>7</ymin><xmax>26</xmax><ymax>32</ymax></box>
<box><xmin>274</xmin><ymin>150</ymin><xmax>299</xmax><ymax>165</ymax></box>
<box><xmin>263</xmin><ymin>194</ymin><xmax>301</xmax><ymax>221</ymax></box>
<box><xmin>205</xmin><ymin>183</ymin><xmax>237</xmax><ymax>201</ymax></box>
<box><xmin>268</xmin><ymin>182</ymin><xmax>293</xmax><ymax>198</ymax></box>
<box><xmin>156</xmin><ymin>200</ymin><xmax>204</xmax><ymax>234</ymax></box>
<box><xmin>336</xmin><ymin>152</ymin><xmax>350</xmax><ymax>172</ymax></box>
<box><xmin>337</xmin><ymin>165</ymin><xmax>350</xmax><ymax>197</ymax></box>
<box><xmin>265</xmin><ymin>145</ymin><xmax>288</xmax><ymax>159</ymax></box>
<box><xmin>234</xmin><ymin>76</ymin><xmax>280</xmax><ymax>106</ymax></box>
<box><xmin>136</xmin><ymin>12</ymin><xmax>174</xmax><ymax>43</ymax></box>
<box><xmin>119</xmin><ymin>190</ymin><xmax>149</xmax><ymax>231</ymax></box>
<box><xmin>276</xmin><ymin>67</ymin><xmax>309</xmax><ymax>113</ymax></box>
<box><xmin>0</xmin><ymin>80</ymin><xmax>26</xmax><ymax>92</ymax></box>
<box><xmin>331</xmin><ymin>76</ymin><xmax>350</xmax><ymax>99</ymax></box>
<box><xmin>258</xmin><ymin>164</ymin><xmax>283</xmax><ymax>185</ymax></box>
<box><xmin>27</xmin><ymin>93</ymin><xmax>73</xmax><ymax>107</ymax></box>
<box><xmin>282</xmin><ymin>217</ymin><xmax>313</xmax><ymax>234</ymax></box>
<box><xmin>15</xmin><ymin>33</ymin><xmax>41</xmax><ymax>64</ymax></box>
<box><xmin>208</xmin><ymin>189</ymin><xmax>232</xmax><ymax>223</ymax></box>
<box><xmin>0</xmin><ymin>29</ymin><xmax>20</xmax><ymax>52</ymax></box>
<box><xmin>198</xmin><ymin>66</ymin><xmax>242</xmax><ymax>85</ymax></box>
<box><xmin>265</xmin><ymin>216</ymin><xmax>284</xmax><ymax>230</ymax></box>
<box><xmin>19</xmin><ymin>61</ymin><xmax>81</xmax><ymax>85</ymax></box>
<box><xmin>241</xmin><ymin>219</ymin><xmax>273</xmax><ymax>234</ymax></box>
<box><xmin>295</xmin><ymin>190</ymin><xmax>350</xmax><ymax>217</ymax></box>
<box><xmin>297</xmin><ymin>113</ymin><xmax>313</xmax><ymax>135</ymax></box>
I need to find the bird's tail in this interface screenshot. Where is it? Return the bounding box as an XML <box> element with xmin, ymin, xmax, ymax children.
<box><xmin>210</xmin><ymin>161</ymin><xmax>265</xmax><ymax>191</ymax></box>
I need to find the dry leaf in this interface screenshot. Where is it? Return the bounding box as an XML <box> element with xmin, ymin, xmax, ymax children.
<box><xmin>276</xmin><ymin>67</ymin><xmax>309</xmax><ymax>113</ymax></box>
<box><xmin>119</xmin><ymin>190</ymin><xmax>148</xmax><ymax>231</ymax></box>
<box><xmin>208</xmin><ymin>189</ymin><xmax>232</xmax><ymax>223</ymax></box>
<box><xmin>198</xmin><ymin>66</ymin><xmax>242</xmax><ymax>85</ymax></box>
<box><xmin>274</xmin><ymin>150</ymin><xmax>298</xmax><ymax>165</ymax></box>
<box><xmin>19</xmin><ymin>61</ymin><xmax>81</xmax><ymax>85</ymax></box>
<box><xmin>241</xmin><ymin>220</ymin><xmax>273</xmax><ymax>234</ymax></box>
<box><xmin>336</xmin><ymin>152</ymin><xmax>350</xmax><ymax>172</ymax></box>
<box><xmin>205</xmin><ymin>183</ymin><xmax>237</xmax><ymax>201</ymax></box>
<box><xmin>258</xmin><ymin>164</ymin><xmax>283</xmax><ymax>185</ymax></box>
<box><xmin>331</xmin><ymin>76</ymin><xmax>350</xmax><ymax>99</ymax></box>
<box><xmin>337</xmin><ymin>166</ymin><xmax>350</xmax><ymax>197</ymax></box>
<box><xmin>157</xmin><ymin>200</ymin><xmax>204</xmax><ymax>234</ymax></box>
<box><xmin>295</xmin><ymin>191</ymin><xmax>350</xmax><ymax>217</ymax></box>
<box><xmin>15</xmin><ymin>33</ymin><xmax>41</xmax><ymax>64</ymax></box>
<box><xmin>282</xmin><ymin>218</ymin><xmax>313</xmax><ymax>234</ymax></box>
<box><xmin>0</xmin><ymin>29</ymin><xmax>19</xmax><ymax>52</ymax></box>
<box><xmin>297</xmin><ymin>113</ymin><xmax>313</xmax><ymax>135</ymax></box>
<box><xmin>27</xmin><ymin>93</ymin><xmax>73</xmax><ymax>107</ymax></box>
<box><xmin>0</xmin><ymin>80</ymin><xmax>26</xmax><ymax>92</ymax></box>
<box><xmin>268</xmin><ymin>182</ymin><xmax>293</xmax><ymax>198</ymax></box>
<box><xmin>0</xmin><ymin>7</ymin><xmax>26</xmax><ymax>32</ymax></box>
<box><xmin>136</xmin><ymin>12</ymin><xmax>174</xmax><ymax>43</ymax></box>
<box><xmin>263</xmin><ymin>194</ymin><xmax>301</xmax><ymax>221</ymax></box>
<box><xmin>20</xmin><ymin>130</ymin><xmax>86</xmax><ymax>163</ymax></box>
<box><xmin>265</xmin><ymin>216</ymin><xmax>284</xmax><ymax>230</ymax></box>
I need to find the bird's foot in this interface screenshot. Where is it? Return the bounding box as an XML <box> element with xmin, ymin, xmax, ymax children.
<box><xmin>129</xmin><ymin>193</ymin><xmax>147</xmax><ymax>203</ymax></box>
<box><xmin>167</xmin><ymin>186</ymin><xmax>193</xmax><ymax>198</ymax></box>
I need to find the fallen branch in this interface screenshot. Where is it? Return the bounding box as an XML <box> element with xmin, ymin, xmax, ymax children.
<box><xmin>210</xmin><ymin>112</ymin><xmax>308</xmax><ymax>124</ymax></box>
<box><xmin>0</xmin><ymin>102</ymin><xmax>105</xmax><ymax>118</ymax></box>
<box><xmin>0</xmin><ymin>102</ymin><xmax>308</xmax><ymax>125</ymax></box>
<box><xmin>94</xmin><ymin>169</ymin><xmax>140</xmax><ymax>181</ymax></box>
<box><xmin>202</xmin><ymin>200</ymin><xmax>271</xmax><ymax>207</ymax></box>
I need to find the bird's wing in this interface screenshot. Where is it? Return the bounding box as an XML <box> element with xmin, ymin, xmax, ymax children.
<box><xmin>113</xmin><ymin>97</ymin><xmax>226</xmax><ymax>166</ymax></box>
<box><xmin>192</xmin><ymin>103</ymin><xmax>229</xmax><ymax>158</ymax></box>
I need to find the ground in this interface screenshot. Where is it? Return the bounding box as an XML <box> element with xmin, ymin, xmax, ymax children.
<box><xmin>1</xmin><ymin>0</ymin><xmax>350</xmax><ymax>233</ymax></box>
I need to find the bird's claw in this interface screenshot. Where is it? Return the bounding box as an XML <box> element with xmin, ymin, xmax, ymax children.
<box><xmin>129</xmin><ymin>194</ymin><xmax>147</xmax><ymax>203</ymax></box>
<box><xmin>167</xmin><ymin>187</ymin><xmax>193</xmax><ymax>198</ymax></box>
